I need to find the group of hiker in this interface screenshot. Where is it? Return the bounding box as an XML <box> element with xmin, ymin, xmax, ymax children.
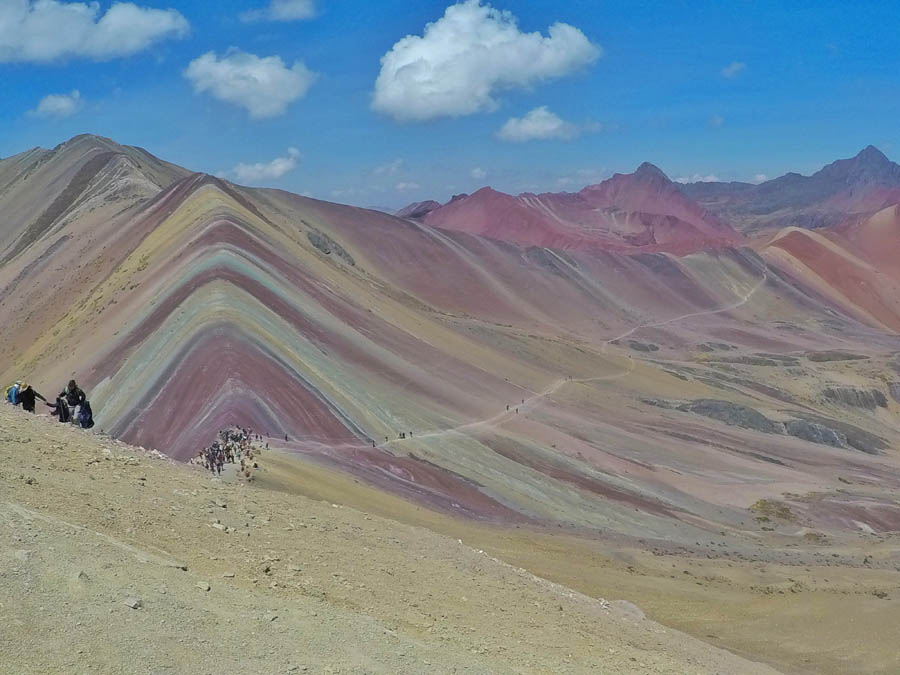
<box><xmin>5</xmin><ymin>378</ymin><xmax>94</xmax><ymax>429</ymax></box>
<box><xmin>194</xmin><ymin>426</ymin><xmax>263</xmax><ymax>478</ymax></box>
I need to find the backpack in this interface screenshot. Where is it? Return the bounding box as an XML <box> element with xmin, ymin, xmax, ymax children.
<box><xmin>55</xmin><ymin>397</ymin><xmax>70</xmax><ymax>424</ymax></box>
<box><xmin>6</xmin><ymin>384</ymin><xmax>19</xmax><ymax>405</ymax></box>
<box><xmin>78</xmin><ymin>400</ymin><xmax>94</xmax><ymax>429</ymax></box>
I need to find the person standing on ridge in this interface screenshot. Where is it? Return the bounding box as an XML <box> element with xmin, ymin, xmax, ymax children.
<box><xmin>61</xmin><ymin>379</ymin><xmax>86</xmax><ymax>409</ymax></box>
<box><xmin>47</xmin><ymin>395</ymin><xmax>71</xmax><ymax>423</ymax></box>
<box><xmin>17</xmin><ymin>383</ymin><xmax>46</xmax><ymax>413</ymax></box>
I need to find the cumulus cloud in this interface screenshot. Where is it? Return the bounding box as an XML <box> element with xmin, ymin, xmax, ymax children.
<box><xmin>675</xmin><ymin>173</ymin><xmax>720</xmax><ymax>184</ymax></box>
<box><xmin>497</xmin><ymin>106</ymin><xmax>579</xmax><ymax>142</ymax></box>
<box><xmin>721</xmin><ymin>61</ymin><xmax>746</xmax><ymax>78</ymax></box>
<box><xmin>374</xmin><ymin>158</ymin><xmax>404</xmax><ymax>176</ymax></box>
<box><xmin>241</xmin><ymin>0</ymin><xmax>316</xmax><ymax>23</ymax></box>
<box><xmin>29</xmin><ymin>89</ymin><xmax>83</xmax><ymax>119</ymax></box>
<box><xmin>0</xmin><ymin>0</ymin><xmax>188</xmax><ymax>63</ymax></box>
<box><xmin>227</xmin><ymin>147</ymin><xmax>300</xmax><ymax>184</ymax></box>
<box><xmin>751</xmin><ymin>173</ymin><xmax>768</xmax><ymax>184</ymax></box>
<box><xmin>470</xmin><ymin>167</ymin><xmax>487</xmax><ymax>179</ymax></box>
<box><xmin>372</xmin><ymin>0</ymin><xmax>601</xmax><ymax>122</ymax></box>
<box><xmin>395</xmin><ymin>181</ymin><xmax>420</xmax><ymax>192</ymax></box>
<box><xmin>184</xmin><ymin>49</ymin><xmax>316</xmax><ymax>119</ymax></box>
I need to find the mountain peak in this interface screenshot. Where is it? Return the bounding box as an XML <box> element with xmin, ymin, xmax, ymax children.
<box><xmin>854</xmin><ymin>144</ymin><xmax>890</xmax><ymax>167</ymax></box>
<box><xmin>55</xmin><ymin>133</ymin><xmax>123</xmax><ymax>153</ymax></box>
<box><xmin>815</xmin><ymin>144</ymin><xmax>900</xmax><ymax>186</ymax></box>
<box><xmin>633</xmin><ymin>162</ymin><xmax>670</xmax><ymax>182</ymax></box>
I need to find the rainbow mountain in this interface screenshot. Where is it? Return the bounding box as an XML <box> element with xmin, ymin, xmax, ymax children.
<box><xmin>2</xmin><ymin>134</ymin><xmax>900</xmax><ymax>540</ymax></box>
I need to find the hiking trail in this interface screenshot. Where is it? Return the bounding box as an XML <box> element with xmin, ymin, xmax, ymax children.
<box><xmin>379</xmin><ymin>264</ymin><xmax>769</xmax><ymax>448</ymax></box>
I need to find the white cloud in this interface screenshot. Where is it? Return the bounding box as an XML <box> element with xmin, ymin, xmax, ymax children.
<box><xmin>29</xmin><ymin>89</ymin><xmax>83</xmax><ymax>119</ymax></box>
<box><xmin>241</xmin><ymin>0</ymin><xmax>316</xmax><ymax>23</ymax></box>
<box><xmin>751</xmin><ymin>173</ymin><xmax>768</xmax><ymax>184</ymax></box>
<box><xmin>675</xmin><ymin>173</ymin><xmax>720</xmax><ymax>184</ymax></box>
<box><xmin>497</xmin><ymin>106</ymin><xmax>579</xmax><ymax>142</ymax></box>
<box><xmin>372</xmin><ymin>0</ymin><xmax>601</xmax><ymax>122</ymax></box>
<box><xmin>709</xmin><ymin>114</ymin><xmax>724</xmax><ymax>127</ymax></box>
<box><xmin>0</xmin><ymin>0</ymin><xmax>188</xmax><ymax>63</ymax></box>
<box><xmin>395</xmin><ymin>182</ymin><xmax>420</xmax><ymax>192</ymax></box>
<box><xmin>227</xmin><ymin>147</ymin><xmax>300</xmax><ymax>184</ymax></box>
<box><xmin>470</xmin><ymin>167</ymin><xmax>487</xmax><ymax>179</ymax></box>
<box><xmin>184</xmin><ymin>49</ymin><xmax>317</xmax><ymax>119</ymax></box>
<box><xmin>721</xmin><ymin>61</ymin><xmax>746</xmax><ymax>78</ymax></box>
<box><xmin>374</xmin><ymin>158</ymin><xmax>404</xmax><ymax>176</ymax></box>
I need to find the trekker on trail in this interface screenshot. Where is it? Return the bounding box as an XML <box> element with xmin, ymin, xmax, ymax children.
<box><xmin>16</xmin><ymin>384</ymin><xmax>46</xmax><ymax>413</ymax></box>
<box><xmin>61</xmin><ymin>380</ymin><xmax>86</xmax><ymax>409</ymax></box>
<box><xmin>77</xmin><ymin>399</ymin><xmax>94</xmax><ymax>429</ymax></box>
<box><xmin>47</xmin><ymin>395</ymin><xmax>71</xmax><ymax>423</ymax></box>
<box><xmin>5</xmin><ymin>381</ymin><xmax>22</xmax><ymax>405</ymax></box>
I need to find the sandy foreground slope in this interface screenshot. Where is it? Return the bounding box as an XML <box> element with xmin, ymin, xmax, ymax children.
<box><xmin>0</xmin><ymin>406</ymin><xmax>779</xmax><ymax>675</ymax></box>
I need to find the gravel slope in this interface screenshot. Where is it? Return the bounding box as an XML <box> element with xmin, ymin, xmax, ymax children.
<box><xmin>0</xmin><ymin>406</ymin><xmax>780</xmax><ymax>675</ymax></box>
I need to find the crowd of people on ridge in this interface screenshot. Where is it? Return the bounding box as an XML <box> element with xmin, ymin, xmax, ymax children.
<box><xmin>5</xmin><ymin>378</ymin><xmax>94</xmax><ymax>429</ymax></box>
<box><xmin>194</xmin><ymin>427</ymin><xmax>265</xmax><ymax>479</ymax></box>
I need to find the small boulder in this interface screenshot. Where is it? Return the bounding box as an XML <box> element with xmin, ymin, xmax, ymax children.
<box><xmin>123</xmin><ymin>597</ymin><xmax>143</xmax><ymax>610</ymax></box>
<box><xmin>612</xmin><ymin>600</ymin><xmax>645</xmax><ymax>621</ymax></box>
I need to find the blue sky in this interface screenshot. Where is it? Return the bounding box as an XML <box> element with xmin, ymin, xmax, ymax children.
<box><xmin>2</xmin><ymin>0</ymin><xmax>900</xmax><ymax>208</ymax></box>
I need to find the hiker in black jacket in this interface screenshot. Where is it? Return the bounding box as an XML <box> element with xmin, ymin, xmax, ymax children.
<box><xmin>17</xmin><ymin>384</ymin><xmax>46</xmax><ymax>413</ymax></box>
<box><xmin>47</xmin><ymin>396</ymin><xmax>71</xmax><ymax>423</ymax></box>
<box><xmin>60</xmin><ymin>380</ymin><xmax>87</xmax><ymax>408</ymax></box>
<box><xmin>61</xmin><ymin>379</ymin><xmax>86</xmax><ymax>408</ymax></box>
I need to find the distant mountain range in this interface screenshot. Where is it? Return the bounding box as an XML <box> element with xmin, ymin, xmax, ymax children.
<box><xmin>399</xmin><ymin>146</ymin><xmax>900</xmax><ymax>248</ymax></box>
<box><xmin>683</xmin><ymin>145</ymin><xmax>900</xmax><ymax>233</ymax></box>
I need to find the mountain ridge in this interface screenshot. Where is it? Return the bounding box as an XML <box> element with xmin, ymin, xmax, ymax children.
<box><xmin>400</xmin><ymin>145</ymin><xmax>900</xmax><ymax>239</ymax></box>
<box><xmin>414</xmin><ymin>162</ymin><xmax>743</xmax><ymax>255</ymax></box>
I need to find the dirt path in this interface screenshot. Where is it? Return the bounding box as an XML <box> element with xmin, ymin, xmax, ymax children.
<box><xmin>382</xmin><ymin>264</ymin><xmax>769</xmax><ymax>447</ymax></box>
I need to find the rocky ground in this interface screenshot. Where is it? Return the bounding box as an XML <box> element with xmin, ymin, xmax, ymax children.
<box><xmin>0</xmin><ymin>405</ymin><xmax>779</xmax><ymax>675</ymax></box>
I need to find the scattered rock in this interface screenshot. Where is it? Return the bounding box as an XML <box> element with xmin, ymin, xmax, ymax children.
<box><xmin>805</xmin><ymin>351</ymin><xmax>869</xmax><ymax>362</ymax></box>
<box><xmin>14</xmin><ymin>550</ymin><xmax>33</xmax><ymax>562</ymax></box>
<box><xmin>123</xmin><ymin>597</ymin><xmax>143</xmax><ymax>609</ymax></box>
<box><xmin>306</xmin><ymin>228</ymin><xmax>355</xmax><ymax>266</ymax></box>
<box><xmin>697</xmin><ymin>342</ymin><xmax>736</xmax><ymax>352</ymax></box>
<box><xmin>708</xmin><ymin>354</ymin><xmax>799</xmax><ymax>367</ymax></box>
<box><xmin>822</xmin><ymin>387</ymin><xmax>888</xmax><ymax>410</ymax></box>
<box><xmin>889</xmin><ymin>383</ymin><xmax>900</xmax><ymax>405</ymax></box>
<box><xmin>223</xmin><ymin>572</ymin><xmax>235</xmax><ymax>578</ymax></box>
<box><xmin>793</xmin><ymin>414</ymin><xmax>886</xmax><ymax>454</ymax></box>
<box><xmin>627</xmin><ymin>340</ymin><xmax>659</xmax><ymax>352</ymax></box>
<box><xmin>196</xmin><ymin>582</ymin><xmax>211</xmax><ymax>592</ymax></box>
<box><xmin>677</xmin><ymin>399</ymin><xmax>779</xmax><ymax>434</ymax></box>
<box><xmin>785</xmin><ymin>419</ymin><xmax>848</xmax><ymax>449</ymax></box>
<box><xmin>612</xmin><ymin>600</ymin><xmax>645</xmax><ymax>621</ymax></box>
<box><xmin>639</xmin><ymin>397</ymin><xmax>675</xmax><ymax>409</ymax></box>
